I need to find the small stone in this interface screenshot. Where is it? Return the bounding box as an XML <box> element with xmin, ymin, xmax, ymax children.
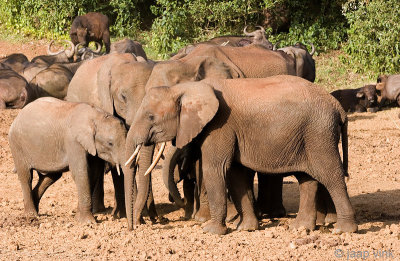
<box><xmin>289</xmin><ymin>242</ymin><xmax>297</xmax><ymax>249</ymax></box>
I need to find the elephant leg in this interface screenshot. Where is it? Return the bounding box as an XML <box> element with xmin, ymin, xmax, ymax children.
<box><xmin>227</xmin><ymin>163</ymin><xmax>259</xmax><ymax>231</ymax></box>
<box><xmin>316</xmin><ymin>183</ymin><xmax>337</xmax><ymax>225</ymax></box>
<box><xmin>32</xmin><ymin>171</ymin><xmax>62</xmax><ymax>212</ymax></box>
<box><xmin>309</xmin><ymin>148</ymin><xmax>357</xmax><ymax>233</ymax></box>
<box><xmin>0</xmin><ymin>98</ymin><xmax>6</xmax><ymax>109</ymax></box>
<box><xmin>194</xmin><ymin>160</ymin><xmax>211</xmax><ymax>223</ymax></box>
<box><xmin>17</xmin><ymin>167</ymin><xmax>37</xmax><ymax>216</ymax></box>
<box><xmin>183</xmin><ymin>178</ymin><xmax>195</xmax><ymax>219</ymax></box>
<box><xmin>88</xmin><ymin>157</ymin><xmax>106</xmax><ymax>213</ymax></box>
<box><xmin>69</xmin><ymin>151</ymin><xmax>96</xmax><ymax>223</ymax></box>
<box><xmin>256</xmin><ymin>173</ymin><xmax>286</xmax><ymax>218</ymax></box>
<box><xmin>111</xmin><ymin>167</ymin><xmax>126</xmax><ymax>218</ymax></box>
<box><xmin>292</xmin><ymin>173</ymin><xmax>318</xmax><ymax>230</ymax></box>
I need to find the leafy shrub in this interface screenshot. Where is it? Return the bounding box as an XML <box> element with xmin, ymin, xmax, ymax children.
<box><xmin>342</xmin><ymin>0</ymin><xmax>400</xmax><ymax>74</ymax></box>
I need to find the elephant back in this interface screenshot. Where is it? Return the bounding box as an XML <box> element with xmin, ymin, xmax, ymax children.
<box><xmin>385</xmin><ymin>74</ymin><xmax>400</xmax><ymax>101</ymax></box>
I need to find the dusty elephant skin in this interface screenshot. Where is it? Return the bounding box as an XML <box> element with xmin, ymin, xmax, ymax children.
<box><xmin>67</xmin><ymin>53</ymin><xmax>158</xmax><ymax>230</ymax></box>
<box><xmin>8</xmin><ymin>97</ymin><xmax>127</xmax><ymax>224</ymax></box>
<box><xmin>0</xmin><ymin>67</ymin><xmax>29</xmax><ymax>109</ymax></box>
<box><xmin>129</xmin><ymin>76</ymin><xmax>356</xmax><ymax>235</ymax></box>
<box><xmin>376</xmin><ymin>74</ymin><xmax>400</xmax><ymax>107</ymax></box>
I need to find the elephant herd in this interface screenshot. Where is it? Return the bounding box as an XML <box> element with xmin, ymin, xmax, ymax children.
<box><xmin>3</xmin><ymin>12</ymin><xmax>400</xmax><ymax>236</ymax></box>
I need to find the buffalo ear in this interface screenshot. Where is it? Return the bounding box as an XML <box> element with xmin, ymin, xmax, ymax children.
<box><xmin>356</xmin><ymin>91</ymin><xmax>365</xmax><ymax>98</ymax></box>
<box><xmin>175</xmin><ymin>83</ymin><xmax>219</xmax><ymax>148</ymax></box>
<box><xmin>75</xmin><ymin>120</ymin><xmax>97</xmax><ymax>156</ymax></box>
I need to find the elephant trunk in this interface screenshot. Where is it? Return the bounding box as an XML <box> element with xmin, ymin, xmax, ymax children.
<box><xmin>124</xmin><ymin>128</ymin><xmax>154</xmax><ymax>230</ymax></box>
<box><xmin>162</xmin><ymin>146</ymin><xmax>185</xmax><ymax>208</ymax></box>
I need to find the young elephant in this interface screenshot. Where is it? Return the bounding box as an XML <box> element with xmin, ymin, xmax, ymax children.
<box><xmin>9</xmin><ymin>97</ymin><xmax>127</xmax><ymax>223</ymax></box>
<box><xmin>330</xmin><ymin>85</ymin><xmax>379</xmax><ymax>112</ymax></box>
<box><xmin>128</xmin><ymin>75</ymin><xmax>356</xmax><ymax>235</ymax></box>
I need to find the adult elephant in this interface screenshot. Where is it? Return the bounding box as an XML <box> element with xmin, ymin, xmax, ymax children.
<box><xmin>128</xmin><ymin>76</ymin><xmax>356</xmax><ymax>235</ymax></box>
<box><xmin>110</xmin><ymin>38</ymin><xmax>148</xmax><ymax>60</ymax></box>
<box><xmin>146</xmin><ymin>44</ymin><xmax>296</xmax><ymax>221</ymax></box>
<box><xmin>66</xmin><ymin>53</ymin><xmax>157</xmax><ymax>229</ymax></box>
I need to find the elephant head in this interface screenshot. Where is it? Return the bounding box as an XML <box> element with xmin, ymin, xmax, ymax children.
<box><xmin>145</xmin><ymin>56</ymin><xmax>234</xmax><ymax>90</ymax></box>
<box><xmin>129</xmin><ymin>81</ymin><xmax>219</xmax><ymax>152</ymax></box>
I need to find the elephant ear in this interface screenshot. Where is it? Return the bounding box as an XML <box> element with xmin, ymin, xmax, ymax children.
<box><xmin>356</xmin><ymin>90</ymin><xmax>365</xmax><ymax>98</ymax></box>
<box><xmin>96</xmin><ymin>57</ymin><xmax>114</xmax><ymax>114</ymax></box>
<box><xmin>192</xmin><ymin>56</ymin><xmax>234</xmax><ymax>81</ymax></box>
<box><xmin>175</xmin><ymin>83</ymin><xmax>219</xmax><ymax>148</ymax></box>
<box><xmin>75</xmin><ymin>119</ymin><xmax>97</xmax><ymax>156</ymax></box>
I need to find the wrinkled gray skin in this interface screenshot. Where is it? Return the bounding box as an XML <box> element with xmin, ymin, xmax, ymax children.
<box><xmin>276</xmin><ymin>42</ymin><xmax>316</xmax><ymax>82</ymax></box>
<box><xmin>9</xmin><ymin>97</ymin><xmax>127</xmax><ymax>223</ymax></box>
<box><xmin>0</xmin><ymin>66</ymin><xmax>29</xmax><ymax>109</ymax></box>
<box><xmin>129</xmin><ymin>76</ymin><xmax>356</xmax><ymax>235</ymax></box>
<box><xmin>376</xmin><ymin>74</ymin><xmax>400</xmax><ymax>107</ymax></box>
<box><xmin>110</xmin><ymin>38</ymin><xmax>148</xmax><ymax>60</ymax></box>
<box><xmin>66</xmin><ymin>53</ymin><xmax>157</xmax><ymax>229</ymax></box>
<box><xmin>27</xmin><ymin>61</ymin><xmax>84</xmax><ymax>102</ymax></box>
<box><xmin>331</xmin><ymin>85</ymin><xmax>379</xmax><ymax>113</ymax></box>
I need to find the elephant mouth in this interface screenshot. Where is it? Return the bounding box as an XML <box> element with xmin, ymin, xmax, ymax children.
<box><xmin>124</xmin><ymin>142</ymin><xmax>166</xmax><ymax>176</ymax></box>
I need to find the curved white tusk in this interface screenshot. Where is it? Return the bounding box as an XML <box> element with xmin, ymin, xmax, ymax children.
<box><xmin>124</xmin><ymin>144</ymin><xmax>142</xmax><ymax>166</ymax></box>
<box><xmin>135</xmin><ymin>152</ymin><xmax>140</xmax><ymax>167</ymax></box>
<box><xmin>116</xmin><ymin>164</ymin><xmax>121</xmax><ymax>176</ymax></box>
<box><xmin>144</xmin><ymin>142</ymin><xmax>166</xmax><ymax>176</ymax></box>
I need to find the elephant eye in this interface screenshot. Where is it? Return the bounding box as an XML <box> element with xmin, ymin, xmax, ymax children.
<box><xmin>148</xmin><ymin>114</ymin><xmax>155</xmax><ymax>121</ymax></box>
<box><xmin>119</xmin><ymin>93</ymin><xmax>127</xmax><ymax>103</ymax></box>
<box><xmin>108</xmin><ymin>141</ymin><xmax>114</xmax><ymax>147</ymax></box>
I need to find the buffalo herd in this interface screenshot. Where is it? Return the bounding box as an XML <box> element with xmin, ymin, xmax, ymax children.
<box><xmin>1</xmin><ymin>12</ymin><xmax>399</xmax><ymax>235</ymax></box>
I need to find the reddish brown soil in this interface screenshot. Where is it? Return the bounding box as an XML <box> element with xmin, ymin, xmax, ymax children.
<box><xmin>0</xmin><ymin>41</ymin><xmax>399</xmax><ymax>260</ymax></box>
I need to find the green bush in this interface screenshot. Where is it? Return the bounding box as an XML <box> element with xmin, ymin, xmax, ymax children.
<box><xmin>0</xmin><ymin>0</ymin><xmax>148</xmax><ymax>38</ymax></box>
<box><xmin>149</xmin><ymin>0</ymin><xmax>348</xmax><ymax>56</ymax></box>
<box><xmin>342</xmin><ymin>0</ymin><xmax>400</xmax><ymax>74</ymax></box>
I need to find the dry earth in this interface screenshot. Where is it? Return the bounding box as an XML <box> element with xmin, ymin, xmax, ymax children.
<box><xmin>0</xmin><ymin>40</ymin><xmax>399</xmax><ymax>261</ymax></box>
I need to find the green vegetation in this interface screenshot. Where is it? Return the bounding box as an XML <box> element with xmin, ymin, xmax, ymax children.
<box><xmin>0</xmin><ymin>0</ymin><xmax>399</xmax><ymax>76</ymax></box>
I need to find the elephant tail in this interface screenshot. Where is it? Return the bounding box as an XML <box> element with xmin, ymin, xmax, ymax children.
<box><xmin>341</xmin><ymin>117</ymin><xmax>349</xmax><ymax>178</ymax></box>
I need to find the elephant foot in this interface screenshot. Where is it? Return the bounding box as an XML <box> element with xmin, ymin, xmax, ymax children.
<box><xmin>316</xmin><ymin>211</ymin><xmax>326</xmax><ymax>226</ymax></box>
<box><xmin>24</xmin><ymin>207</ymin><xmax>39</xmax><ymax>217</ymax></box>
<box><xmin>76</xmin><ymin>212</ymin><xmax>96</xmax><ymax>224</ymax></box>
<box><xmin>237</xmin><ymin>216</ymin><xmax>259</xmax><ymax>231</ymax></box>
<box><xmin>291</xmin><ymin>215</ymin><xmax>316</xmax><ymax>231</ymax></box>
<box><xmin>111</xmin><ymin>204</ymin><xmax>126</xmax><ymax>219</ymax></box>
<box><xmin>332</xmin><ymin>220</ymin><xmax>358</xmax><ymax>234</ymax></box>
<box><xmin>202</xmin><ymin>220</ymin><xmax>227</xmax><ymax>235</ymax></box>
<box><xmin>325</xmin><ymin>213</ymin><xmax>337</xmax><ymax>224</ymax></box>
<box><xmin>91</xmin><ymin>202</ymin><xmax>106</xmax><ymax>214</ymax></box>
<box><xmin>268</xmin><ymin>205</ymin><xmax>287</xmax><ymax>218</ymax></box>
<box><xmin>226</xmin><ymin>202</ymin><xmax>239</xmax><ymax>223</ymax></box>
<box><xmin>194</xmin><ymin>205</ymin><xmax>211</xmax><ymax>223</ymax></box>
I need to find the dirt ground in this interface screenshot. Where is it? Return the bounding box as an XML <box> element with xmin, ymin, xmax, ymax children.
<box><xmin>0</xmin><ymin>41</ymin><xmax>399</xmax><ymax>261</ymax></box>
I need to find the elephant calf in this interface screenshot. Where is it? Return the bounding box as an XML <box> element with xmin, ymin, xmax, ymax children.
<box><xmin>9</xmin><ymin>97</ymin><xmax>127</xmax><ymax>223</ymax></box>
<box><xmin>330</xmin><ymin>84</ymin><xmax>379</xmax><ymax>113</ymax></box>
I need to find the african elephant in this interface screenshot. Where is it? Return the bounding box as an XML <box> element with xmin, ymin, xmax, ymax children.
<box><xmin>376</xmin><ymin>74</ymin><xmax>400</xmax><ymax>107</ymax></box>
<box><xmin>0</xmin><ymin>66</ymin><xmax>30</xmax><ymax>109</ymax></box>
<box><xmin>276</xmin><ymin>42</ymin><xmax>316</xmax><ymax>82</ymax></box>
<box><xmin>70</xmin><ymin>12</ymin><xmax>111</xmax><ymax>54</ymax></box>
<box><xmin>66</xmin><ymin>53</ymin><xmax>158</xmax><ymax>229</ymax></box>
<box><xmin>128</xmin><ymin>76</ymin><xmax>356</xmax><ymax>235</ymax></box>
<box><xmin>8</xmin><ymin>97</ymin><xmax>127</xmax><ymax>223</ymax></box>
<box><xmin>331</xmin><ymin>84</ymin><xmax>379</xmax><ymax>113</ymax></box>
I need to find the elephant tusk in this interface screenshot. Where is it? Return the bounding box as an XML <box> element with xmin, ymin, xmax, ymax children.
<box><xmin>116</xmin><ymin>164</ymin><xmax>121</xmax><ymax>176</ymax></box>
<box><xmin>125</xmin><ymin>144</ymin><xmax>142</xmax><ymax>166</ymax></box>
<box><xmin>135</xmin><ymin>152</ymin><xmax>140</xmax><ymax>167</ymax></box>
<box><xmin>144</xmin><ymin>142</ymin><xmax>166</xmax><ymax>176</ymax></box>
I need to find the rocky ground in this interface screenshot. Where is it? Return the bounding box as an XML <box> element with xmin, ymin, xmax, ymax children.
<box><xmin>0</xmin><ymin>40</ymin><xmax>399</xmax><ymax>261</ymax></box>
